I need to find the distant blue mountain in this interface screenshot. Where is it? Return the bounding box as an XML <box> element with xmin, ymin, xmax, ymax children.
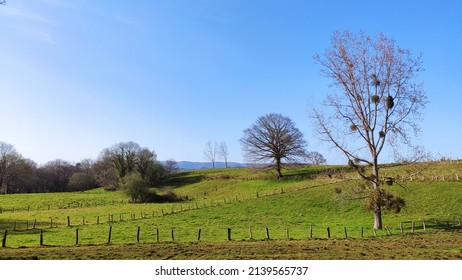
<box><xmin>175</xmin><ymin>161</ymin><xmax>247</xmax><ymax>170</ymax></box>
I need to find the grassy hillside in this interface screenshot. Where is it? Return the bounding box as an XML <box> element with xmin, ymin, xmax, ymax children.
<box><xmin>0</xmin><ymin>161</ymin><xmax>461</xmax><ymax>259</ymax></box>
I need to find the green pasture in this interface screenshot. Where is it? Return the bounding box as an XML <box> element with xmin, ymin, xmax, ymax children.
<box><xmin>0</xmin><ymin>162</ymin><xmax>461</xmax><ymax>249</ymax></box>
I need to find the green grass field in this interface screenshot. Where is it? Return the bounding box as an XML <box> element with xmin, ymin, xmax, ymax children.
<box><xmin>0</xmin><ymin>162</ymin><xmax>461</xmax><ymax>259</ymax></box>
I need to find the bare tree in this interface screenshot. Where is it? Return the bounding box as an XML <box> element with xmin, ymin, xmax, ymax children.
<box><xmin>93</xmin><ymin>156</ymin><xmax>119</xmax><ymax>191</ymax></box>
<box><xmin>0</xmin><ymin>141</ymin><xmax>17</xmax><ymax>194</ymax></box>
<box><xmin>240</xmin><ymin>113</ymin><xmax>307</xmax><ymax>178</ymax></box>
<box><xmin>306</xmin><ymin>151</ymin><xmax>326</xmax><ymax>165</ymax></box>
<box><xmin>311</xmin><ymin>30</ymin><xmax>427</xmax><ymax>229</ymax></box>
<box><xmin>203</xmin><ymin>141</ymin><xmax>218</xmax><ymax>168</ymax></box>
<box><xmin>164</xmin><ymin>159</ymin><xmax>179</xmax><ymax>174</ymax></box>
<box><xmin>0</xmin><ymin>142</ymin><xmax>35</xmax><ymax>194</ymax></box>
<box><xmin>136</xmin><ymin>148</ymin><xmax>157</xmax><ymax>180</ymax></box>
<box><xmin>38</xmin><ymin>159</ymin><xmax>74</xmax><ymax>192</ymax></box>
<box><xmin>218</xmin><ymin>142</ymin><xmax>230</xmax><ymax>168</ymax></box>
<box><xmin>69</xmin><ymin>159</ymin><xmax>98</xmax><ymax>191</ymax></box>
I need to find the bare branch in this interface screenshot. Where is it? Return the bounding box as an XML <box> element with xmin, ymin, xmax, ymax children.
<box><xmin>311</xmin><ymin>30</ymin><xmax>427</xmax><ymax>229</ymax></box>
<box><xmin>241</xmin><ymin>113</ymin><xmax>307</xmax><ymax>178</ymax></box>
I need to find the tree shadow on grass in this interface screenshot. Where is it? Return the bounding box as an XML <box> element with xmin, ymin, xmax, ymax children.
<box><xmin>280</xmin><ymin>165</ymin><xmax>354</xmax><ymax>181</ymax></box>
<box><xmin>0</xmin><ymin>218</ymin><xmax>50</xmax><ymax>232</ymax></box>
<box><xmin>399</xmin><ymin>217</ymin><xmax>462</xmax><ymax>231</ymax></box>
<box><xmin>158</xmin><ymin>172</ymin><xmax>205</xmax><ymax>188</ymax></box>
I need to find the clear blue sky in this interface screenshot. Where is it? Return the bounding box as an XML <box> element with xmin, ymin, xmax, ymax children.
<box><xmin>1</xmin><ymin>0</ymin><xmax>461</xmax><ymax>165</ymax></box>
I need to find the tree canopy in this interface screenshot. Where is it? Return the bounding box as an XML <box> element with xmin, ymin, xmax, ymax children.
<box><xmin>240</xmin><ymin>113</ymin><xmax>307</xmax><ymax>178</ymax></box>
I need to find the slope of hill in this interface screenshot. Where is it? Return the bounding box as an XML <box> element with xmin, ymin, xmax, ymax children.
<box><xmin>0</xmin><ymin>161</ymin><xmax>461</xmax><ymax>259</ymax></box>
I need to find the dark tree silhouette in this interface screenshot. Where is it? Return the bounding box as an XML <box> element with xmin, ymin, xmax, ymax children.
<box><xmin>240</xmin><ymin>113</ymin><xmax>307</xmax><ymax>178</ymax></box>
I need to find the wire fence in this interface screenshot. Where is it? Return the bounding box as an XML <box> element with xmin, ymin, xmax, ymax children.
<box><xmin>2</xmin><ymin>217</ymin><xmax>461</xmax><ymax>248</ymax></box>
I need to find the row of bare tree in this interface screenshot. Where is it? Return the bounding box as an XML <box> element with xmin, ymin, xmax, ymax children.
<box><xmin>0</xmin><ymin>141</ymin><xmax>176</xmax><ymax>194</ymax></box>
<box><xmin>203</xmin><ymin>141</ymin><xmax>230</xmax><ymax>168</ymax></box>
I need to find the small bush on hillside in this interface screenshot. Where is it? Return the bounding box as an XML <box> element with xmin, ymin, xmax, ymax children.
<box><xmin>122</xmin><ymin>173</ymin><xmax>151</xmax><ymax>203</ymax></box>
<box><xmin>122</xmin><ymin>173</ymin><xmax>187</xmax><ymax>203</ymax></box>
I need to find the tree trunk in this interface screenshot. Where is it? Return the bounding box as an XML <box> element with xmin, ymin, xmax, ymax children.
<box><xmin>276</xmin><ymin>159</ymin><xmax>283</xmax><ymax>179</ymax></box>
<box><xmin>372</xmin><ymin>158</ymin><xmax>383</xmax><ymax>229</ymax></box>
<box><xmin>374</xmin><ymin>205</ymin><xmax>383</xmax><ymax>229</ymax></box>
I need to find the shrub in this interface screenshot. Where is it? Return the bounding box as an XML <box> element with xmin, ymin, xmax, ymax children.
<box><xmin>122</xmin><ymin>173</ymin><xmax>188</xmax><ymax>203</ymax></box>
<box><xmin>122</xmin><ymin>173</ymin><xmax>152</xmax><ymax>203</ymax></box>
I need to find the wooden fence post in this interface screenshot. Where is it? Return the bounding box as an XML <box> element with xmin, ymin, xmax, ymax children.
<box><xmin>422</xmin><ymin>220</ymin><xmax>426</xmax><ymax>231</ymax></box>
<box><xmin>50</xmin><ymin>218</ymin><xmax>53</xmax><ymax>228</ymax></box>
<box><xmin>76</xmin><ymin>228</ymin><xmax>79</xmax><ymax>245</ymax></box>
<box><xmin>67</xmin><ymin>216</ymin><xmax>70</xmax><ymax>227</ymax></box>
<box><xmin>327</xmin><ymin>227</ymin><xmax>331</xmax><ymax>238</ymax></box>
<box><xmin>156</xmin><ymin>227</ymin><xmax>159</xmax><ymax>242</ymax></box>
<box><xmin>344</xmin><ymin>227</ymin><xmax>348</xmax><ymax>238</ymax></box>
<box><xmin>385</xmin><ymin>226</ymin><xmax>392</xmax><ymax>235</ymax></box>
<box><xmin>171</xmin><ymin>229</ymin><xmax>175</xmax><ymax>241</ymax></box>
<box><xmin>361</xmin><ymin>227</ymin><xmax>364</xmax><ymax>238</ymax></box>
<box><xmin>249</xmin><ymin>225</ymin><xmax>253</xmax><ymax>240</ymax></box>
<box><xmin>411</xmin><ymin>222</ymin><xmax>415</xmax><ymax>233</ymax></box>
<box><xmin>2</xmin><ymin>230</ymin><xmax>7</xmax><ymax>248</ymax></box>
<box><xmin>97</xmin><ymin>216</ymin><xmax>100</xmax><ymax>225</ymax></box>
<box><xmin>137</xmin><ymin>226</ymin><xmax>141</xmax><ymax>243</ymax></box>
<box><xmin>107</xmin><ymin>226</ymin><xmax>112</xmax><ymax>244</ymax></box>
<box><xmin>227</xmin><ymin>228</ymin><xmax>232</xmax><ymax>241</ymax></box>
<box><xmin>309</xmin><ymin>224</ymin><xmax>313</xmax><ymax>239</ymax></box>
<box><xmin>197</xmin><ymin>229</ymin><xmax>202</xmax><ymax>241</ymax></box>
<box><xmin>40</xmin><ymin>229</ymin><xmax>43</xmax><ymax>246</ymax></box>
<box><xmin>33</xmin><ymin>219</ymin><xmax>36</xmax><ymax>229</ymax></box>
<box><xmin>286</xmin><ymin>228</ymin><xmax>290</xmax><ymax>239</ymax></box>
<box><xmin>400</xmin><ymin>223</ymin><xmax>403</xmax><ymax>233</ymax></box>
<box><xmin>265</xmin><ymin>228</ymin><xmax>270</xmax><ymax>240</ymax></box>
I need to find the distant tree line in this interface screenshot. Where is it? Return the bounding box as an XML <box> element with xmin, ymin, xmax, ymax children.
<box><xmin>0</xmin><ymin>141</ymin><xmax>177</xmax><ymax>194</ymax></box>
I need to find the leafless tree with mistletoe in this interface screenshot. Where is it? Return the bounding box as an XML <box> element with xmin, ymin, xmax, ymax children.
<box><xmin>311</xmin><ymin>30</ymin><xmax>427</xmax><ymax>229</ymax></box>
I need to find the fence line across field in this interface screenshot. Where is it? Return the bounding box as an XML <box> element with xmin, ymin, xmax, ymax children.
<box><xmin>2</xmin><ymin>192</ymin><xmax>462</xmax><ymax>233</ymax></box>
<box><xmin>2</xmin><ymin>219</ymin><xmax>461</xmax><ymax>248</ymax></box>
<box><xmin>0</xmin><ymin>171</ymin><xmax>460</xmax><ymax>214</ymax></box>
